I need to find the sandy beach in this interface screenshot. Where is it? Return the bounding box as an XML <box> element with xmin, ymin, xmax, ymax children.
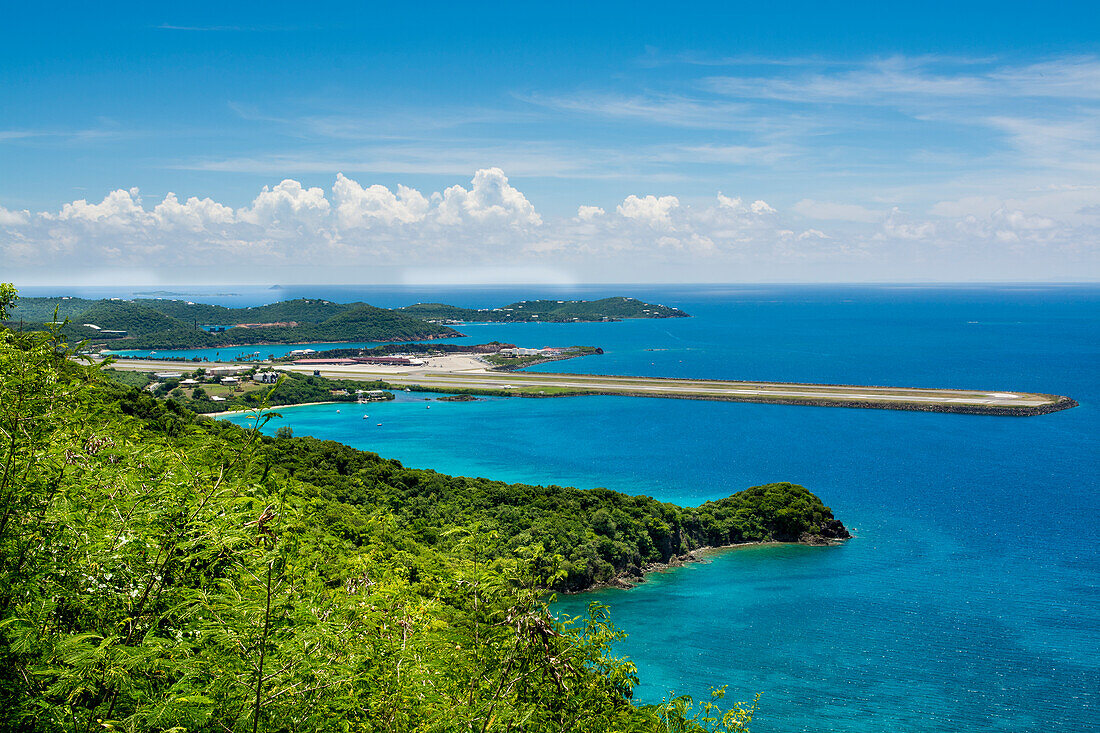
<box><xmin>204</xmin><ymin>400</ymin><xmax>341</xmax><ymax>418</ymax></box>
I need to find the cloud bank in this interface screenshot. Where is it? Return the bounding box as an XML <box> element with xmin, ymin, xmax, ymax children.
<box><xmin>2</xmin><ymin>168</ymin><xmax>1096</xmax><ymax>283</ymax></box>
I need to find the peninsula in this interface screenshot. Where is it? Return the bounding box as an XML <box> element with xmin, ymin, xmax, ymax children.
<box><xmin>398</xmin><ymin>296</ymin><xmax>689</xmax><ymax>323</ymax></box>
<box><xmin>105</xmin><ymin>356</ymin><xmax>1078</xmax><ymax>416</ymax></box>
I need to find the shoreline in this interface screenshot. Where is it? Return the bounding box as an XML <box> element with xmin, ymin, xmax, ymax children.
<box><xmin>204</xmin><ymin>400</ymin><xmax>341</xmax><ymax>418</ymax></box>
<box><xmin>566</xmin><ymin>537</ymin><xmax>849</xmax><ymax>595</ymax></box>
<box><xmin>102</xmin><ymin>331</ymin><xmax>462</xmax><ymax>355</ymax></box>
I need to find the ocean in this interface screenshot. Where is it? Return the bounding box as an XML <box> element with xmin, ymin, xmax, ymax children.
<box><xmin>32</xmin><ymin>283</ymin><xmax>1098</xmax><ymax>732</ymax></box>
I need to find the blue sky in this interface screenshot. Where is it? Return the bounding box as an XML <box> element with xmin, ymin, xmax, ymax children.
<box><xmin>2</xmin><ymin>1</ymin><xmax>1098</xmax><ymax>283</ymax></box>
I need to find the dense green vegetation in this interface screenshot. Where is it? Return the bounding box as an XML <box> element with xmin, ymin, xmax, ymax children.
<box><xmin>5</xmin><ymin>298</ymin><xmax>458</xmax><ymax>349</ymax></box>
<box><xmin>0</xmin><ymin>286</ymin><xmax>843</xmax><ymax>732</ymax></box>
<box><xmin>399</xmin><ymin>297</ymin><xmax>689</xmax><ymax>323</ymax></box>
<box><xmin>105</xmin><ymin>368</ymin><xmax>394</xmax><ymax>415</ymax></box>
<box><xmin>5</xmin><ymin>296</ymin><xmax>688</xmax><ymax>351</ymax></box>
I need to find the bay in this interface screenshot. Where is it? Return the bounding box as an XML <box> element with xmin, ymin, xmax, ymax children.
<box><xmin>77</xmin><ymin>283</ymin><xmax>1097</xmax><ymax>732</ymax></box>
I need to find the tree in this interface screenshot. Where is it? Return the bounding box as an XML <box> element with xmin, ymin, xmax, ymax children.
<box><xmin>0</xmin><ymin>283</ymin><xmax>16</xmax><ymax>321</ymax></box>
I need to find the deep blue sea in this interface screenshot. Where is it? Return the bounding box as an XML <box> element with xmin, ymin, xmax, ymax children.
<box><xmin>29</xmin><ymin>283</ymin><xmax>1098</xmax><ymax>732</ymax></box>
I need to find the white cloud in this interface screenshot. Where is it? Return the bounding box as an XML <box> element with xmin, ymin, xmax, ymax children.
<box><xmin>153</xmin><ymin>193</ymin><xmax>235</xmax><ymax>231</ymax></box>
<box><xmin>238</xmin><ymin>179</ymin><xmax>331</xmax><ymax>229</ymax></box>
<box><xmin>55</xmin><ymin>188</ymin><xmax>150</xmax><ymax>227</ymax></box>
<box><xmin>522</xmin><ymin>92</ymin><xmax>751</xmax><ymax>130</ymax></box>
<box><xmin>883</xmin><ymin>209</ymin><xmax>935</xmax><ymax>240</ymax></box>
<box><xmin>717</xmin><ymin>193</ymin><xmax>743</xmax><ymax>210</ymax></box>
<box><xmin>331</xmin><ymin>173</ymin><xmax>429</xmax><ymax>227</ymax></box>
<box><xmin>1</xmin><ymin>169</ymin><xmax>1095</xmax><ymax>282</ymax></box>
<box><xmin>704</xmin><ymin>55</ymin><xmax>1100</xmax><ymax>104</ymax></box>
<box><xmin>0</xmin><ymin>206</ymin><xmax>30</xmax><ymax>226</ymax></box>
<box><xmin>436</xmin><ymin>168</ymin><xmax>541</xmax><ymax>227</ymax></box>
<box><xmin>617</xmin><ymin>194</ymin><xmax>679</xmax><ymax>226</ymax></box>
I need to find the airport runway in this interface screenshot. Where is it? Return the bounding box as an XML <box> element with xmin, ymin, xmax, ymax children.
<box><xmin>102</xmin><ymin>357</ymin><xmax>1076</xmax><ymax>416</ymax></box>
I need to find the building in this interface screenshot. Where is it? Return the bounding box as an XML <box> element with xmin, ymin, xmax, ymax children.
<box><xmin>154</xmin><ymin>372</ymin><xmax>182</xmax><ymax>380</ymax></box>
<box><xmin>252</xmin><ymin>371</ymin><xmax>279</xmax><ymax>384</ymax></box>
<box><xmin>293</xmin><ymin>358</ymin><xmax>357</xmax><ymax>366</ymax></box>
<box><xmin>352</xmin><ymin>356</ymin><xmax>425</xmax><ymax>366</ymax></box>
<box><xmin>208</xmin><ymin>365</ymin><xmax>247</xmax><ymax>374</ymax></box>
<box><xmin>220</xmin><ymin>377</ymin><xmax>239</xmax><ymax>384</ymax></box>
<box><xmin>498</xmin><ymin>347</ymin><xmax>541</xmax><ymax>357</ymax></box>
<box><xmin>357</xmin><ymin>389</ymin><xmax>389</xmax><ymax>402</ymax></box>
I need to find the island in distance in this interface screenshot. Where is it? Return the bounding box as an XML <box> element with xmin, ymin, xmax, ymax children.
<box><xmin>4</xmin><ymin>295</ymin><xmax>687</xmax><ymax>350</ymax></box>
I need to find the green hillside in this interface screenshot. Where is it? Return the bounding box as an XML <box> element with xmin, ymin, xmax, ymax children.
<box><xmin>5</xmin><ymin>295</ymin><xmax>686</xmax><ymax>350</ymax></box>
<box><xmin>0</xmin><ymin>286</ymin><xmax>845</xmax><ymax>731</ymax></box>
<box><xmin>7</xmin><ymin>297</ymin><xmax>459</xmax><ymax>349</ymax></box>
<box><xmin>399</xmin><ymin>296</ymin><xmax>690</xmax><ymax>322</ymax></box>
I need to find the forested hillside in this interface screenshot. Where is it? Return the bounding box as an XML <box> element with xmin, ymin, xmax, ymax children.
<box><xmin>0</xmin><ymin>286</ymin><xmax>844</xmax><ymax>731</ymax></box>
<box><xmin>399</xmin><ymin>297</ymin><xmax>690</xmax><ymax>322</ymax></box>
<box><xmin>4</xmin><ymin>295</ymin><xmax>688</xmax><ymax>350</ymax></box>
<box><xmin>6</xmin><ymin>297</ymin><xmax>459</xmax><ymax>349</ymax></box>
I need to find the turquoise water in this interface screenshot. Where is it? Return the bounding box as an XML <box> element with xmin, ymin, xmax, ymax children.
<box><xmin>149</xmin><ymin>284</ymin><xmax>1097</xmax><ymax>732</ymax></box>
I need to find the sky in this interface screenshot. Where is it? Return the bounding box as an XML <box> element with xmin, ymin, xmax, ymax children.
<box><xmin>1</xmin><ymin>1</ymin><xmax>1098</xmax><ymax>285</ymax></box>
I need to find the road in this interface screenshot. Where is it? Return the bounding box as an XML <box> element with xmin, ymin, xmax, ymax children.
<box><xmin>100</xmin><ymin>357</ymin><xmax>1076</xmax><ymax>416</ymax></box>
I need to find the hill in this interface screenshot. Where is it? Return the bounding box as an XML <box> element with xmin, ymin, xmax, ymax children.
<box><xmin>0</xmin><ymin>293</ymin><xmax>844</xmax><ymax>730</ymax></box>
<box><xmin>5</xmin><ymin>295</ymin><xmax>687</xmax><ymax>350</ymax></box>
<box><xmin>6</xmin><ymin>296</ymin><xmax>460</xmax><ymax>349</ymax></box>
<box><xmin>399</xmin><ymin>296</ymin><xmax>690</xmax><ymax>322</ymax></box>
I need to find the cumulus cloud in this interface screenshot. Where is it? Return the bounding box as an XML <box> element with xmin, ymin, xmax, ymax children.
<box><xmin>238</xmin><ymin>179</ymin><xmax>331</xmax><ymax>229</ymax></box>
<box><xmin>717</xmin><ymin>193</ymin><xmax>744</xmax><ymax>210</ymax></box>
<box><xmin>0</xmin><ymin>206</ymin><xmax>30</xmax><ymax>226</ymax></box>
<box><xmin>617</xmin><ymin>194</ymin><xmax>679</xmax><ymax>226</ymax></box>
<box><xmin>435</xmin><ymin>167</ymin><xmax>541</xmax><ymax>227</ymax></box>
<box><xmin>153</xmin><ymin>193</ymin><xmax>235</xmax><ymax>231</ymax></box>
<box><xmin>55</xmin><ymin>188</ymin><xmax>150</xmax><ymax>227</ymax></box>
<box><xmin>331</xmin><ymin>173</ymin><xmax>429</xmax><ymax>228</ymax></box>
<box><xmin>0</xmin><ymin>168</ymin><xmax>1094</xmax><ymax>282</ymax></box>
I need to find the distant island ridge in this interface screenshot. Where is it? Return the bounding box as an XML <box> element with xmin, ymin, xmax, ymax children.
<box><xmin>4</xmin><ymin>295</ymin><xmax>686</xmax><ymax>350</ymax></box>
<box><xmin>17</xmin><ymin>291</ymin><xmax>1076</xmax><ymax>417</ymax></box>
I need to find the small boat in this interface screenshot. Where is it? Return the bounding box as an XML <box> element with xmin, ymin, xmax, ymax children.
<box><xmin>376</xmin><ymin>423</ymin><xmax>382</xmax><ymax>426</ymax></box>
<box><xmin>336</xmin><ymin>409</ymin><xmax>340</xmax><ymax>413</ymax></box>
<box><xmin>426</xmin><ymin>405</ymin><xmax>431</xmax><ymax>409</ymax></box>
<box><xmin>362</xmin><ymin>415</ymin><xmax>368</xmax><ymax>419</ymax></box>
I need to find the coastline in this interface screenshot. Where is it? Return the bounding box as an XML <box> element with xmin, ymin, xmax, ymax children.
<box><xmin>103</xmin><ymin>331</ymin><xmax>462</xmax><ymax>355</ymax></box>
<box><xmin>567</xmin><ymin>536</ymin><xmax>850</xmax><ymax>595</ymax></box>
<box><xmin>204</xmin><ymin>400</ymin><xmax>341</xmax><ymax>418</ymax></box>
